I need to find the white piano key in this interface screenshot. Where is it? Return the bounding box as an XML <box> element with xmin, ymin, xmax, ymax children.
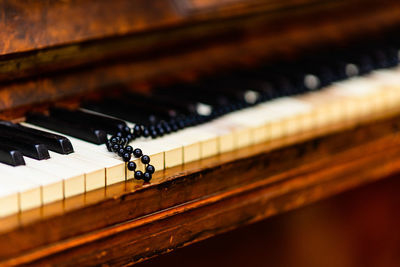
<box><xmin>148</xmin><ymin>135</ymin><xmax>183</xmax><ymax>168</ymax></box>
<box><xmin>24</xmin><ymin>157</ymin><xmax>84</xmax><ymax>201</ymax></box>
<box><xmin>186</xmin><ymin>124</ymin><xmax>218</xmax><ymax>159</ymax></box>
<box><xmin>0</xmin><ymin>182</ymin><xmax>19</xmax><ymax>217</ymax></box>
<box><xmin>48</xmin><ymin>152</ymin><xmax>106</xmax><ymax>196</ymax></box>
<box><xmin>0</xmin><ymin>161</ymin><xmax>64</xmax><ymax>205</ymax></box>
<box><xmin>0</xmin><ymin>166</ymin><xmax>42</xmax><ymax>211</ymax></box>
<box><xmin>258</xmin><ymin>97</ymin><xmax>313</xmax><ymax>139</ymax></box>
<box><xmin>22</xmin><ymin>122</ymin><xmax>125</xmax><ymax>187</ymax></box>
<box><xmin>214</xmin><ymin>115</ymin><xmax>252</xmax><ymax>150</ymax></box>
<box><xmin>60</xmin><ymin>141</ymin><xmax>124</xmax><ymax>187</ymax></box>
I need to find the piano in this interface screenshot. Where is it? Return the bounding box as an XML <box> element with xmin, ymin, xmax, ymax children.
<box><xmin>1</xmin><ymin>0</ymin><xmax>400</xmax><ymax>266</ymax></box>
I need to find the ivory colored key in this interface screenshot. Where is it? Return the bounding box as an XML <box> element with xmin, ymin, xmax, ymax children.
<box><xmin>0</xmin><ymin>161</ymin><xmax>65</xmax><ymax>205</ymax></box>
<box><xmin>295</xmin><ymin>90</ymin><xmax>345</xmax><ymax>129</ymax></box>
<box><xmin>370</xmin><ymin>70</ymin><xmax>400</xmax><ymax>109</ymax></box>
<box><xmin>0</xmin><ymin>167</ymin><xmax>42</xmax><ymax>211</ymax></box>
<box><xmin>221</xmin><ymin>106</ymin><xmax>267</xmax><ymax>146</ymax></box>
<box><xmin>22</xmin><ymin>123</ymin><xmax>124</xmax><ymax>187</ymax></box>
<box><xmin>329</xmin><ymin>77</ymin><xmax>387</xmax><ymax>117</ymax></box>
<box><xmin>55</xmin><ymin>140</ymin><xmax>124</xmax><ymax>186</ymax></box>
<box><xmin>24</xmin><ymin>156</ymin><xmax>85</xmax><ymax>199</ymax></box>
<box><xmin>0</xmin><ymin>182</ymin><xmax>19</xmax><ymax>217</ymax></box>
<box><xmin>148</xmin><ymin>134</ymin><xmax>183</xmax><ymax>168</ymax></box>
<box><xmin>258</xmin><ymin>97</ymin><xmax>313</xmax><ymax>140</ymax></box>
<box><xmin>49</xmin><ymin>152</ymin><xmax>106</xmax><ymax>194</ymax></box>
<box><xmin>212</xmin><ymin>114</ymin><xmax>252</xmax><ymax>150</ymax></box>
<box><xmin>182</xmin><ymin>124</ymin><xmax>218</xmax><ymax>159</ymax></box>
<box><xmin>171</xmin><ymin>128</ymin><xmax>202</xmax><ymax>163</ymax></box>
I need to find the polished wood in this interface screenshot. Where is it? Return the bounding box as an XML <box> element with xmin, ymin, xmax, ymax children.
<box><xmin>1</xmin><ymin>111</ymin><xmax>400</xmax><ymax>266</ymax></box>
<box><xmin>138</xmin><ymin>173</ymin><xmax>400</xmax><ymax>267</ymax></box>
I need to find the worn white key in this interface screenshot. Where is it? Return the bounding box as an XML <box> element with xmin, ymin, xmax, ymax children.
<box><xmin>0</xmin><ymin>161</ymin><xmax>63</xmax><ymax>205</ymax></box>
<box><xmin>0</xmin><ymin>181</ymin><xmax>19</xmax><ymax>217</ymax></box>
<box><xmin>184</xmin><ymin>124</ymin><xmax>218</xmax><ymax>159</ymax></box>
<box><xmin>258</xmin><ymin>97</ymin><xmax>312</xmax><ymax>139</ymax></box>
<box><xmin>22</xmin><ymin>122</ymin><xmax>125</xmax><ymax>187</ymax></box>
<box><xmin>213</xmin><ymin>114</ymin><xmax>252</xmax><ymax>150</ymax></box>
<box><xmin>0</xmin><ymin>167</ymin><xmax>42</xmax><ymax>211</ymax></box>
<box><xmin>62</xmin><ymin>140</ymin><xmax>125</xmax><ymax>186</ymax></box>
<box><xmin>24</xmin><ymin>157</ymin><xmax>84</xmax><ymax>200</ymax></box>
<box><xmin>49</xmin><ymin>152</ymin><xmax>106</xmax><ymax>195</ymax></box>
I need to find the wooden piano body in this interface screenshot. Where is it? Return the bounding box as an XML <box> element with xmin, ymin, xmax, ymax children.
<box><xmin>1</xmin><ymin>0</ymin><xmax>400</xmax><ymax>266</ymax></box>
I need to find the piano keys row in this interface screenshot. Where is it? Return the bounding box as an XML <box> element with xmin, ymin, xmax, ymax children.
<box><xmin>1</xmin><ymin>62</ymin><xmax>400</xmax><ymax>217</ymax></box>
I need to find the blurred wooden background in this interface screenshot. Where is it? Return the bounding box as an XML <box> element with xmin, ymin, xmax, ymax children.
<box><xmin>139</xmin><ymin>174</ymin><xmax>400</xmax><ymax>267</ymax></box>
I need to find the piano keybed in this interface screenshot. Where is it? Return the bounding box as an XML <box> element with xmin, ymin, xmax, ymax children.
<box><xmin>1</xmin><ymin>44</ymin><xmax>400</xmax><ymax>218</ymax></box>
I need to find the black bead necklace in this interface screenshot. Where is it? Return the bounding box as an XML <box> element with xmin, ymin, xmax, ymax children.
<box><xmin>106</xmin><ymin>125</ymin><xmax>155</xmax><ymax>182</ymax></box>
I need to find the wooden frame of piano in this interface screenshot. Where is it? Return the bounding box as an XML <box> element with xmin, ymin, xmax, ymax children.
<box><xmin>1</xmin><ymin>0</ymin><xmax>400</xmax><ymax>265</ymax></box>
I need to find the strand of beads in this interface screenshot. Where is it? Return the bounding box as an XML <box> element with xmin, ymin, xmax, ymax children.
<box><xmin>105</xmin><ymin>126</ymin><xmax>155</xmax><ymax>182</ymax></box>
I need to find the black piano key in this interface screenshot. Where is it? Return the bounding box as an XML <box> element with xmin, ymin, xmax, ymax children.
<box><xmin>83</xmin><ymin>100</ymin><xmax>161</xmax><ymax>125</ymax></box>
<box><xmin>113</xmin><ymin>97</ymin><xmax>179</xmax><ymax>120</ymax></box>
<box><xmin>26</xmin><ymin>113</ymin><xmax>107</xmax><ymax>145</ymax></box>
<box><xmin>126</xmin><ymin>92</ymin><xmax>198</xmax><ymax>115</ymax></box>
<box><xmin>0</xmin><ymin>135</ymin><xmax>49</xmax><ymax>160</ymax></box>
<box><xmin>0</xmin><ymin>144</ymin><xmax>25</xmax><ymax>166</ymax></box>
<box><xmin>50</xmin><ymin>107</ymin><xmax>127</xmax><ymax>135</ymax></box>
<box><xmin>154</xmin><ymin>84</ymin><xmax>231</xmax><ymax>110</ymax></box>
<box><xmin>0</xmin><ymin>121</ymin><xmax>74</xmax><ymax>154</ymax></box>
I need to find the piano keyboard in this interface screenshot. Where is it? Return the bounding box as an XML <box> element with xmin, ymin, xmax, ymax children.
<box><xmin>1</xmin><ymin>49</ymin><xmax>400</xmax><ymax>218</ymax></box>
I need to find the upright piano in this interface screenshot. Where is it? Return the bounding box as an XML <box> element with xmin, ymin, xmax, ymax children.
<box><xmin>1</xmin><ymin>0</ymin><xmax>400</xmax><ymax>266</ymax></box>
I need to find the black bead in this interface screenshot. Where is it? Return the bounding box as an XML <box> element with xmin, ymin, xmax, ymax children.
<box><xmin>156</xmin><ymin>127</ymin><xmax>165</xmax><ymax>136</ymax></box>
<box><xmin>117</xmin><ymin>148</ymin><xmax>125</xmax><ymax>157</ymax></box>
<box><xmin>126</xmin><ymin>133</ymin><xmax>134</xmax><ymax>142</ymax></box>
<box><xmin>122</xmin><ymin>152</ymin><xmax>131</xmax><ymax>162</ymax></box>
<box><xmin>110</xmin><ymin>137</ymin><xmax>118</xmax><ymax>144</ymax></box>
<box><xmin>133</xmin><ymin>125</ymin><xmax>142</xmax><ymax>137</ymax></box>
<box><xmin>143</xmin><ymin>172</ymin><xmax>152</xmax><ymax>182</ymax></box>
<box><xmin>133</xmin><ymin>148</ymin><xmax>143</xmax><ymax>158</ymax></box>
<box><xmin>117</xmin><ymin>124</ymin><xmax>125</xmax><ymax>132</ymax></box>
<box><xmin>123</xmin><ymin>126</ymin><xmax>131</xmax><ymax>134</ymax></box>
<box><xmin>171</xmin><ymin>123</ymin><xmax>179</xmax><ymax>132</ymax></box>
<box><xmin>116</xmin><ymin>132</ymin><xmax>124</xmax><ymax>138</ymax></box>
<box><xmin>127</xmin><ymin>161</ymin><xmax>137</xmax><ymax>171</ymax></box>
<box><xmin>112</xmin><ymin>143</ymin><xmax>120</xmax><ymax>152</ymax></box>
<box><xmin>178</xmin><ymin>120</ymin><xmax>185</xmax><ymax>129</ymax></box>
<box><xmin>163</xmin><ymin>124</ymin><xmax>172</xmax><ymax>134</ymax></box>
<box><xmin>146</xmin><ymin>164</ymin><xmax>155</xmax><ymax>174</ymax></box>
<box><xmin>142</xmin><ymin>128</ymin><xmax>150</xmax><ymax>138</ymax></box>
<box><xmin>125</xmin><ymin>145</ymin><xmax>133</xmax><ymax>154</ymax></box>
<box><xmin>150</xmin><ymin>130</ymin><xmax>158</xmax><ymax>139</ymax></box>
<box><xmin>134</xmin><ymin>170</ymin><xmax>143</xmax><ymax>180</ymax></box>
<box><xmin>141</xmin><ymin>155</ymin><xmax>150</xmax><ymax>164</ymax></box>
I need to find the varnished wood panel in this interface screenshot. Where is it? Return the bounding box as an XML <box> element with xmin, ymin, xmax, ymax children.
<box><xmin>138</xmin><ymin>174</ymin><xmax>400</xmax><ymax>267</ymax></box>
<box><xmin>1</xmin><ymin>112</ymin><xmax>400</xmax><ymax>265</ymax></box>
<box><xmin>0</xmin><ymin>0</ymin><xmax>346</xmax><ymax>56</ymax></box>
